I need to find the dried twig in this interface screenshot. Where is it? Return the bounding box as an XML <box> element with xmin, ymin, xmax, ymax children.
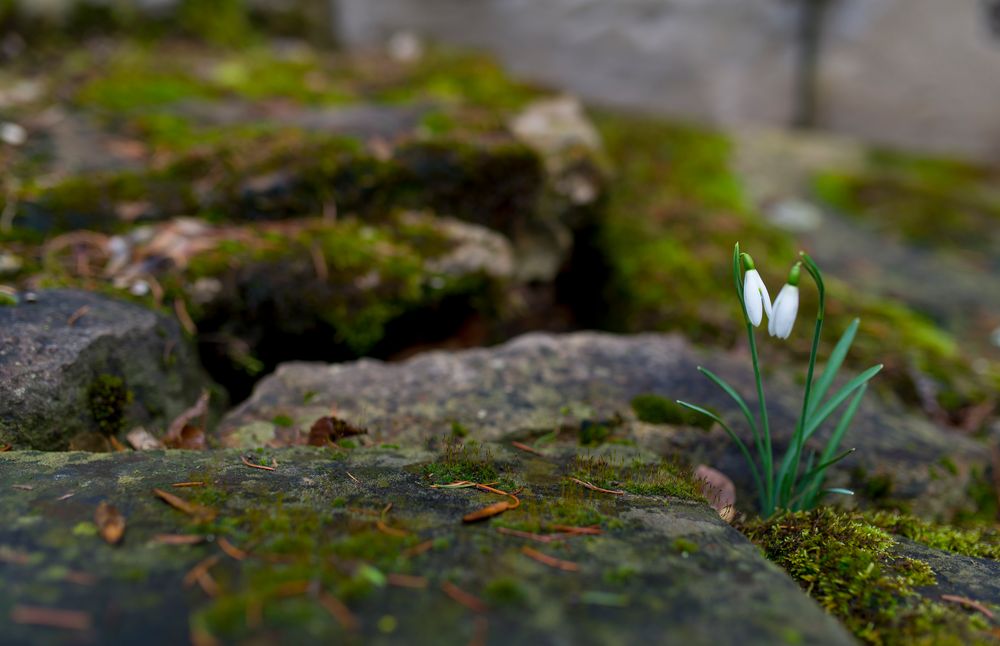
<box><xmin>12</xmin><ymin>484</ymin><xmax>33</xmax><ymax>491</ymax></box>
<box><xmin>387</xmin><ymin>573</ymin><xmax>429</xmax><ymax>588</ymax></box>
<box><xmin>172</xmin><ymin>482</ymin><xmax>207</xmax><ymax>488</ymax></box>
<box><xmin>153</xmin><ymin>534</ymin><xmax>207</xmax><ymax>545</ymax></box>
<box><xmin>318</xmin><ymin>593</ymin><xmax>359</xmax><ymax>632</ymax></box>
<box><xmin>184</xmin><ymin>555</ymin><xmax>221</xmax><ymax>596</ymax></box>
<box><xmin>940</xmin><ymin>594</ymin><xmax>995</xmax><ymax>619</ymax></box>
<box><xmin>496</xmin><ymin>527</ymin><xmax>564</xmax><ymax>544</ymax></box>
<box><xmin>240</xmin><ymin>455</ymin><xmax>276</xmax><ymax>471</ymax></box>
<box><xmin>10</xmin><ymin>605</ymin><xmax>92</xmax><ymax>631</ymax></box>
<box><xmin>66</xmin><ymin>305</ymin><xmax>90</xmax><ymax>327</ymax></box>
<box><xmin>511</xmin><ymin>441</ymin><xmax>544</xmax><ymax>456</ymax></box>
<box><xmin>402</xmin><ymin>540</ymin><xmax>435</xmax><ymax>558</ymax></box>
<box><xmin>152</xmin><ymin>488</ymin><xmax>216</xmax><ymax>522</ymax></box>
<box><xmin>568</xmin><ymin>477</ymin><xmax>624</xmax><ymax>495</ymax></box>
<box><xmin>218</xmin><ymin>537</ymin><xmax>247</xmax><ymax>561</ymax></box>
<box><xmin>521</xmin><ymin>546</ymin><xmax>580</xmax><ymax>571</ymax></box>
<box><xmin>550</xmin><ymin>525</ymin><xmax>602</xmax><ymax>536</ymax></box>
<box><xmin>376</xmin><ymin>503</ymin><xmax>409</xmax><ymax>537</ymax></box>
<box><xmin>174</xmin><ymin>298</ymin><xmax>197</xmax><ymax>335</ymax></box>
<box><xmin>441</xmin><ymin>581</ymin><xmax>487</xmax><ymax>613</ymax></box>
<box><xmin>346</xmin><ymin>471</ymin><xmax>360</xmax><ymax>484</ymax></box>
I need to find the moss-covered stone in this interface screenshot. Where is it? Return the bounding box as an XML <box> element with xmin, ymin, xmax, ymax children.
<box><xmin>740</xmin><ymin>508</ymin><xmax>999</xmax><ymax>645</ymax></box>
<box><xmin>0</xmin><ymin>447</ymin><xmax>855</xmax><ymax>645</ymax></box>
<box><xmin>592</xmin><ymin>111</ymin><xmax>999</xmax><ymax>416</ymax></box>
<box><xmin>0</xmin><ymin>289</ymin><xmax>215</xmax><ymax>450</ymax></box>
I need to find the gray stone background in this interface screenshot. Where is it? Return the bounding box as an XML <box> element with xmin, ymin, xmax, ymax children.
<box><xmin>334</xmin><ymin>0</ymin><xmax>1000</xmax><ymax>160</ymax></box>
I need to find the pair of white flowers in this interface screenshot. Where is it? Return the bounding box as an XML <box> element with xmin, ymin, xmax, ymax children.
<box><xmin>742</xmin><ymin>254</ymin><xmax>799</xmax><ymax>339</ymax></box>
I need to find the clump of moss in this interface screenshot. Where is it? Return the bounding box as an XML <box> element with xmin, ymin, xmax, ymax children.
<box><xmin>578</xmin><ymin>421</ymin><xmax>612</xmax><ymax>446</ymax></box>
<box><xmin>631</xmin><ymin>394</ymin><xmax>714</xmax><ymax>429</ymax></box>
<box><xmin>862</xmin><ymin>510</ymin><xmax>1000</xmax><ymax>560</ymax></box>
<box><xmin>87</xmin><ymin>374</ymin><xmax>133</xmax><ymax>436</ymax></box>
<box><xmin>424</xmin><ymin>439</ymin><xmax>514</xmax><ymax>489</ymax></box>
<box><xmin>741</xmin><ymin>508</ymin><xmax>993</xmax><ymax>644</ymax></box>
<box><xmin>572</xmin><ymin>455</ymin><xmax>704</xmax><ymax>501</ymax></box>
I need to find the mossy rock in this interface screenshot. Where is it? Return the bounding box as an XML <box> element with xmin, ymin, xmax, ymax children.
<box><xmin>591</xmin><ymin>112</ymin><xmax>999</xmax><ymax>418</ymax></box>
<box><xmin>220</xmin><ymin>331</ymin><xmax>993</xmax><ymax>519</ymax></box>
<box><xmin>741</xmin><ymin>507</ymin><xmax>1000</xmax><ymax>644</ymax></box>
<box><xmin>0</xmin><ymin>446</ymin><xmax>854</xmax><ymax>645</ymax></box>
<box><xmin>0</xmin><ymin>289</ymin><xmax>216</xmax><ymax>450</ymax></box>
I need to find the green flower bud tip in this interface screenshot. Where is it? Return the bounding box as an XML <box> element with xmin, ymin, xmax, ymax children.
<box><xmin>741</xmin><ymin>253</ymin><xmax>755</xmax><ymax>271</ymax></box>
<box><xmin>788</xmin><ymin>262</ymin><xmax>801</xmax><ymax>286</ymax></box>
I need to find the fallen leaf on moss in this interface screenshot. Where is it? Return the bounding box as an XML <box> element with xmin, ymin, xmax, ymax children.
<box><xmin>0</xmin><ymin>443</ymin><xmax>11</xmax><ymax>452</ymax></box>
<box><xmin>94</xmin><ymin>502</ymin><xmax>125</xmax><ymax>545</ymax></box>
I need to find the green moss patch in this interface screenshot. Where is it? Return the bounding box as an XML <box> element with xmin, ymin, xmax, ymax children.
<box><xmin>571</xmin><ymin>455</ymin><xmax>704</xmax><ymax>501</ymax></box>
<box><xmin>631</xmin><ymin>394</ymin><xmax>714</xmax><ymax>429</ymax></box>
<box><xmin>87</xmin><ymin>374</ymin><xmax>133</xmax><ymax>436</ymax></box>
<box><xmin>741</xmin><ymin>508</ymin><xmax>996</xmax><ymax>645</ymax></box>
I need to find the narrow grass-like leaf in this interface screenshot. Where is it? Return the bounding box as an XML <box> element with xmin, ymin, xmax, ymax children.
<box><xmin>806</xmin><ymin>318</ymin><xmax>859</xmax><ymax>419</ymax></box>
<box><xmin>677</xmin><ymin>400</ymin><xmax>765</xmax><ymax>506</ymax></box>
<box><xmin>797</xmin><ymin>448</ymin><xmax>855</xmax><ymax>484</ymax></box>
<box><xmin>804</xmin><ymin>364</ymin><xmax>882</xmax><ymax>439</ymax></box>
<box><xmin>801</xmin><ymin>384</ymin><xmax>868</xmax><ymax>507</ymax></box>
<box><xmin>697</xmin><ymin>367</ymin><xmax>760</xmax><ymax>449</ymax></box>
<box><xmin>824</xmin><ymin>488</ymin><xmax>854</xmax><ymax>496</ymax></box>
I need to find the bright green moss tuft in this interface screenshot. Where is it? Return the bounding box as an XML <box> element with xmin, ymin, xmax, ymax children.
<box><xmin>862</xmin><ymin>510</ymin><xmax>1000</xmax><ymax>560</ymax></box>
<box><xmin>741</xmin><ymin>508</ymin><xmax>995</xmax><ymax>645</ymax></box>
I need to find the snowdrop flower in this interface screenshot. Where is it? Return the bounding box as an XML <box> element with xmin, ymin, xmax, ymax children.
<box><xmin>741</xmin><ymin>253</ymin><xmax>772</xmax><ymax>327</ymax></box>
<box><xmin>769</xmin><ymin>263</ymin><xmax>801</xmax><ymax>339</ymax></box>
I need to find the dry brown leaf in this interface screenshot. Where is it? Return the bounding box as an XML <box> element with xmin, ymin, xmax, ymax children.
<box><xmin>0</xmin><ymin>443</ymin><xmax>11</xmax><ymax>452</ymax></box>
<box><xmin>94</xmin><ymin>502</ymin><xmax>125</xmax><ymax>545</ymax></box>
<box><xmin>695</xmin><ymin>464</ymin><xmax>737</xmax><ymax>523</ymax></box>
<box><xmin>308</xmin><ymin>415</ymin><xmax>367</xmax><ymax>447</ymax></box>
<box><xmin>163</xmin><ymin>391</ymin><xmax>210</xmax><ymax>449</ymax></box>
<box><xmin>152</xmin><ymin>488</ymin><xmax>216</xmax><ymax>522</ymax></box>
<box><xmin>462</xmin><ymin>500</ymin><xmax>512</xmax><ymax>523</ymax></box>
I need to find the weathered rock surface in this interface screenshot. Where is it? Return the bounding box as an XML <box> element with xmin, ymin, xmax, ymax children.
<box><xmin>0</xmin><ymin>289</ymin><xmax>212</xmax><ymax>451</ymax></box>
<box><xmin>896</xmin><ymin>538</ymin><xmax>1000</xmax><ymax>606</ymax></box>
<box><xmin>221</xmin><ymin>332</ymin><xmax>992</xmax><ymax>517</ymax></box>
<box><xmin>0</xmin><ymin>447</ymin><xmax>855</xmax><ymax>645</ymax></box>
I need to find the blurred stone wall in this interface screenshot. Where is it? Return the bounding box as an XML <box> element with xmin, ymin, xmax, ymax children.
<box><xmin>334</xmin><ymin>0</ymin><xmax>1000</xmax><ymax>160</ymax></box>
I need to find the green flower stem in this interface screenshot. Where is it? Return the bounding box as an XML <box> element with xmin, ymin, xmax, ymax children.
<box><xmin>779</xmin><ymin>254</ymin><xmax>825</xmax><ymax>507</ymax></box>
<box><xmin>745</xmin><ymin>323</ymin><xmax>774</xmax><ymax>514</ymax></box>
